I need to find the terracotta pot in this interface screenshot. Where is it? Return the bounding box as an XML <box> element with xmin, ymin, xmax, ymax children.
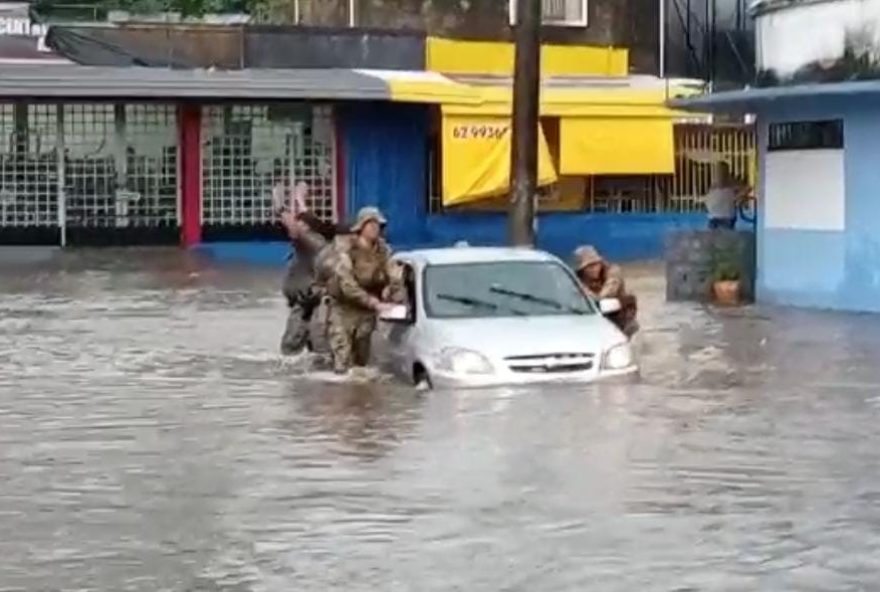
<box><xmin>713</xmin><ymin>280</ymin><xmax>741</xmax><ymax>306</ymax></box>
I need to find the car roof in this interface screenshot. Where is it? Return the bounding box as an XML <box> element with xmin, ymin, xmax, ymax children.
<box><xmin>394</xmin><ymin>246</ymin><xmax>563</xmax><ymax>266</ymax></box>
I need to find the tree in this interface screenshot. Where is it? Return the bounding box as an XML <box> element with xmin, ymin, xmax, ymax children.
<box><xmin>32</xmin><ymin>0</ymin><xmax>254</xmax><ymax>20</ymax></box>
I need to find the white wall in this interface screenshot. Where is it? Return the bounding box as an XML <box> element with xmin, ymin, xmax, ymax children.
<box><xmin>764</xmin><ymin>149</ymin><xmax>846</xmax><ymax>231</ymax></box>
<box><xmin>755</xmin><ymin>0</ymin><xmax>880</xmax><ymax>79</ymax></box>
<box><xmin>0</xmin><ymin>4</ymin><xmax>51</xmax><ymax>56</ymax></box>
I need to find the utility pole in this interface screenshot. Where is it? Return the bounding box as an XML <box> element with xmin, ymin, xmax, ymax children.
<box><xmin>508</xmin><ymin>0</ymin><xmax>541</xmax><ymax>246</ymax></box>
<box><xmin>659</xmin><ymin>0</ymin><xmax>666</xmax><ymax>79</ymax></box>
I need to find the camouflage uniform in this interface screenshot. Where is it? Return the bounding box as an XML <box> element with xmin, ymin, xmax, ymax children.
<box><xmin>574</xmin><ymin>245</ymin><xmax>639</xmax><ymax>338</ymax></box>
<box><xmin>324</xmin><ymin>208</ymin><xmax>403</xmax><ymax>373</ymax></box>
<box><xmin>279</xmin><ymin>227</ymin><xmax>330</xmax><ymax>355</ymax></box>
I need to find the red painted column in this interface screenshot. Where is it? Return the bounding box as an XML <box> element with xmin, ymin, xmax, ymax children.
<box><xmin>178</xmin><ymin>104</ymin><xmax>202</xmax><ymax>247</ymax></box>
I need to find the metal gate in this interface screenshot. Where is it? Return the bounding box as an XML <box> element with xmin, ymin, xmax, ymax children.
<box><xmin>0</xmin><ymin>104</ymin><xmax>61</xmax><ymax>245</ymax></box>
<box><xmin>0</xmin><ymin>102</ymin><xmax>179</xmax><ymax>246</ymax></box>
<box><xmin>200</xmin><ymin>104</ymin><xmax>337</xmax><ymax>240</ymax></box>
<box><xmin>63</xmin><ymin>104</ymin><xmax>179</xmax><ymax>245</ymax></box>
<box><xmin>663</xmin><ymin>123</ymin><xmax>756</xmax><ymax>212</ymax></box>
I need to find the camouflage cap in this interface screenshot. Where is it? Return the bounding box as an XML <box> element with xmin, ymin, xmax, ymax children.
<box><xmin>350</xmin><ymin>206</ymin><xmax>388</xmax><ymax>233</ymax></box>
<box><xmin>573</xmin><ymin>245</ymin><xmax>604</xmax><ymax>271</ymax></box>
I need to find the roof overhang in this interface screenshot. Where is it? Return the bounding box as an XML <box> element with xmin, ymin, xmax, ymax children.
<box><xmin>0</xmin><ymin>64</ymin><xmax>477</xmax><ymax>102</ymax></box>
<box><xmin>443</xmin><ymin>74</ymin><xmax>703</xmax><ymax>118</ymax></box>
<box><xmin>750</xmin><ymin>0</ymin><xmax>840</xmax><ymax>17</ymax></box>
<box><xmin>669</xmin><ymin>79</ymin><xmax>880</xmax><ymax>113</ymax></box>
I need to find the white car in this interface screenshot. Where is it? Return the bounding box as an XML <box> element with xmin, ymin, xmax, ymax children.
<box><xmin>374</xmin><ymin>246</ymin><xmax>639</xmax><ymax>389</ymax></box>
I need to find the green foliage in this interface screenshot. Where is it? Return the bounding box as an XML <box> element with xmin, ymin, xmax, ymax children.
<box><xmin>33</xmin><ymin>0</ymin><xmax>254</xmax><ymax>19</ymax></box>
<box><xmin>710</xmin><ymin>242</ymin><xmax>741</xmax><ymax>283</ymax></box>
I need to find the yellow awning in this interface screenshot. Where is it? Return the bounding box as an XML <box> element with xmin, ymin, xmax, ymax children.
<box><xmin>442</xmin><ymin>114</ymin><xmax>558</xmax><ymax>206</ymax></box>
<box><xmin>559</xmin><ymin>117</ymin><xmax>675</xmax><ymax>175</ymax></box>
<box><xmin>368</xmin><ymin>70</ymin><xmax>481</xmax><ymax>104</ymax></box>
<box><xmin>374</xmin><ymin>69</ymin><xmax>702</xmax><ymax>116</ymax></box>
<box><xmin>440</xmin><ymin>81</ymin><xmax>700</xmax><ymax>118</ymax></box>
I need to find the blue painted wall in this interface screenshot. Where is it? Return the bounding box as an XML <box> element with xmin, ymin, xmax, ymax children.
<box><xmin>423</xmin><ymin>211</ymin><xmax>706</xmax><ymax>262</ymax></box>
<box><xmin>194</xmin><ymin>211</ymin><xmax>707</xmax><ymax>266</ymax></box>
<box><xmin>193</xmin><ymin>240</ymin><xmax>291</xmax><ymax>266</ymax></box>
<box><xmin>755</xmin><ymin>97</ymin><xmax>880</xmax><ymax>312</ymax></box>
<box><xmin>339</xmin><ymin>102</ymin><xmax>430</xmax><ymax>246</ymax></box>
<box><xmin>195</xmin><ymin>102</ymin><xmax>709</xmax><ymax>266</ymax></box>
<box><xmin>841</xmin><ymin>104</ymin><xmax>880</xmax><ymax>311</ymax></box>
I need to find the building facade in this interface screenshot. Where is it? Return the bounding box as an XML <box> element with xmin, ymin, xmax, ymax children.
<box><xmin>0</xmin><ymin>63</ymin><xmax>752</xmax><ymax>260</ymax></box>
<box><xmin>257</xmin><ymin>0</ymin><xmax>661</xmax><ymax>74</ymax></box>
<box><xmin>676</xmin><ymin>0</ymin><xmax>880</xmax><ymax>313</ymax></box>
<box><xmin>0</xmin><ymin>11</ymin><xmax>755</xmax><ymax>262</ymax></box>
<box><xmin>0</xmin><ymin>1</ymin><xmax>68</xmax><ymax>65</ymax></box>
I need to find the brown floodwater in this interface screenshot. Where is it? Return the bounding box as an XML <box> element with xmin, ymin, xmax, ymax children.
<box><xmin>2</xmin><ymin>248</ymin><xmax>880</xmax><ymax>591</ymax></box>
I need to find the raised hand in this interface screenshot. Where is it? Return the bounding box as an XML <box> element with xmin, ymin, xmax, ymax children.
<box><xmin>291</xmin><ymin>181</ymin><xmax>309</xmax><ymax>214</ymax></box>
<box><xmin>272</xmin><ymin>182</ymin><xmax>288</xmax><ymax>214</ymax></box>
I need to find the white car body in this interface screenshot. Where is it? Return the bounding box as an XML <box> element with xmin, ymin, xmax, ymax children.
<box><xmin>375</xmin><ymin>246</ymin><xmax>639</xmax><ymax>389</ymax></box>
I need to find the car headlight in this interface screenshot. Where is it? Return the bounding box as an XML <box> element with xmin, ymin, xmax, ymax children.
<box><xmin>602</xmin><ymin>342</ymin><xmax>634</xmax><ymax>371</ymax></box>
<box><xmin>435</xmin><ymin>347</ymin><xmax>494</xmax><ymax>375</ymax></box>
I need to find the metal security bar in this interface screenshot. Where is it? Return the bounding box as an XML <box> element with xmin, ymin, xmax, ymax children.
<box><xmin>657</xmin><ymin>123</ymin><xmax>756</xmax><ymax>214</ymax></box>
<box><xmin>201</xmin><ymin>104</ymin><xmax>337</xmax><ymax>234</ymax></box>
<box><xmin>430</xmin><ymin>123</ymin><xmax>756</xmax><ymax>215</ymax></box>
<box><xmin>768</xmin><ymin>120</ymin><xmax>843</xmax><ymax>151</ymax></box>
<box><xmin>63</xmin><ymin>104</ymin><xmax>178</xmax><ymax>235</ymax></box>
<box><xmin>63</xmin><ymin>104</ymin><xmax>115</xmax><ymax>229</ymax></box>
<box><xmin>0</xmin><ymin>104</ymin><xmax>60</xmax><ymax>241</ymax></box>
<box><xmin>542</xmin><ymin>0</ymin><xmax>587</xmax><ymax>24</ymax></box>
<box><xmin>122</xmin><ymin>105</ymin><xmax>179</xmax><ymax>228</ymax></box>
<box><xmin>587</xmin><ymin>124</ymin><xmax>756</xmax><ymax>213</ymax></box>
<box><xmin>0</xmin><ymin>102</ymin><xmax>178</xmax><ymax>245</ymax></box>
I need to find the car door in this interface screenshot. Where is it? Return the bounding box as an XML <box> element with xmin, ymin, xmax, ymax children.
<box><xmin>379</xmin><ymin>260</ymin><xmax>418</xmax><ymax>378</ymax></box>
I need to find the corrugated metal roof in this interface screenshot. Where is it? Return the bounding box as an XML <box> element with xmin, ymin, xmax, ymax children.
<box><xmin>45</xmin><ymin>24</ymin><xmax>426</xmax><ymax>71</ymax></box>
<box><xmin>451</xmin><ymin>74</ymin><xmax>704</xmax><ymax>91</ymax></box>
<box><xmin>750</xmin><ymin>0</ymin><xmax>836</xmax><ymax>17</ymax></box>
<box><xmin>0</xmin><ymin>64</ymin><xmax>392</xmax><ymax>99</ymax></box>
<box><xmin>668</xmin><ymin>80</ymin><xmax>880</xmax><ymax>112</ymax></box>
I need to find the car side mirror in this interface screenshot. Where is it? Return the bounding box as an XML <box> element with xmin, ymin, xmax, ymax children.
<box><xmin>379</xmin><ymin>304</ymin><xmax>410</xmax><ymax>323</ymax></box>
<box><xmin>599</xmin><ymin>298</ymin><xmax>622</xmax><ymax>315</ymax></box>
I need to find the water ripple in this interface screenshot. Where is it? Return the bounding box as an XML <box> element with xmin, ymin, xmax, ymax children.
<box><xmin>2</xmin><ymin>252</ymin><xmax>880</xmax><ymax>590</ymax></box>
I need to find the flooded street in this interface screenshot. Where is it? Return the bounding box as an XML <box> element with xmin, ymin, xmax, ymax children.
<box><xmin>3</xmin><ymin>248</ymin><xmax>880</xmax><ymax>591</ymax></box>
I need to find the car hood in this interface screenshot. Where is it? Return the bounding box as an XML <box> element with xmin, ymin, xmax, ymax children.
<box><xmin>426</xmin><ymin>314</ymin><xmax>624</xmax><ymax>358</ymax></box>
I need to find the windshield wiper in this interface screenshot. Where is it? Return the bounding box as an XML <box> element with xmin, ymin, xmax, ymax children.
<box><xmin>489</xmin><ymin>286</ymin><xmax>588</xmax><ymax>315</ymax></box>
<box><xmin>436</xmin><ymin>293</ymin><xmax>499</xmax><ymax>310</ymax></box>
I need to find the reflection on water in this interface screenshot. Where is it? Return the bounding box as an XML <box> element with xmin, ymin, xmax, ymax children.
<box><xmin>2</xmin><ymin>250</ymin><xmax>880</xmax><ymax>590</ymax></box>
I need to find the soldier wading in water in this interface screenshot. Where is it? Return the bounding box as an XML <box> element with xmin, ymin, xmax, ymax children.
<box><xmin>322</xmin><ymin>207</ymin><xmax>405</xmax><ymax>374</ymax></box>
<box><xmin>276</xmin><ymin>182</ymin><xmax>349</xmax><ymax>356</ymax></box>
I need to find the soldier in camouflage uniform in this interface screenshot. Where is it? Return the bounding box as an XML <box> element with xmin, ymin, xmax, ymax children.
<box><xmin>278</xmin><ymin>188</ymin><xmax>349</xmax><ymax>356</ymax></box>
<box><xmin>323</xmin><ymin>206</ymin><xmax>404</xmax><ymax>374</ymax></box>
<box><xmin>573</xmin><ymin>245</ymin><xmax>639</xmax><ymax>338</ymax></box>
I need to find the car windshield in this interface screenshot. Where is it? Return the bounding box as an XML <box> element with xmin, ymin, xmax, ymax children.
<box><xmin>423</xmin><ymin>260</ymin><xmax>596</xmax><ymax>319</ymax></box>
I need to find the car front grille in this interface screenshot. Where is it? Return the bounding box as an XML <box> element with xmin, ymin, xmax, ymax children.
<box><xmin>504</xmin><ymin>353</ymin><xmax>594</xmax><ymax>374</ymax></box>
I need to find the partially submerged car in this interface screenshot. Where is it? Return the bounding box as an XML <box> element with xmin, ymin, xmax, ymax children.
<box><xmin>375</xmin><ymin>246</ymin><xmax>638</xmax><ymax>389</ymax></box>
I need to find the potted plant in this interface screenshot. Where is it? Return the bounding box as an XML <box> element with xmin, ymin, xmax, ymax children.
<box><xmin>710</xmin><ymin>245</ymin><xmax>742</xmax><ymax>306</ymax></box>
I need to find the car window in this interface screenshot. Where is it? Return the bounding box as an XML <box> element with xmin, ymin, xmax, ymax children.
<box><xmin>423</xmin><ymin>260</ymin><xmax>596</xmax><ymax>319</ymax></box>
<box><xmin>401</xmin><ymin>262</ymin><xmax>417</xmax><ymax>321</ymax></box>
<box><xmin>391</xmin><ymin>258</ymin><xmax>417</xmax><ymax>322</ymax></box>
